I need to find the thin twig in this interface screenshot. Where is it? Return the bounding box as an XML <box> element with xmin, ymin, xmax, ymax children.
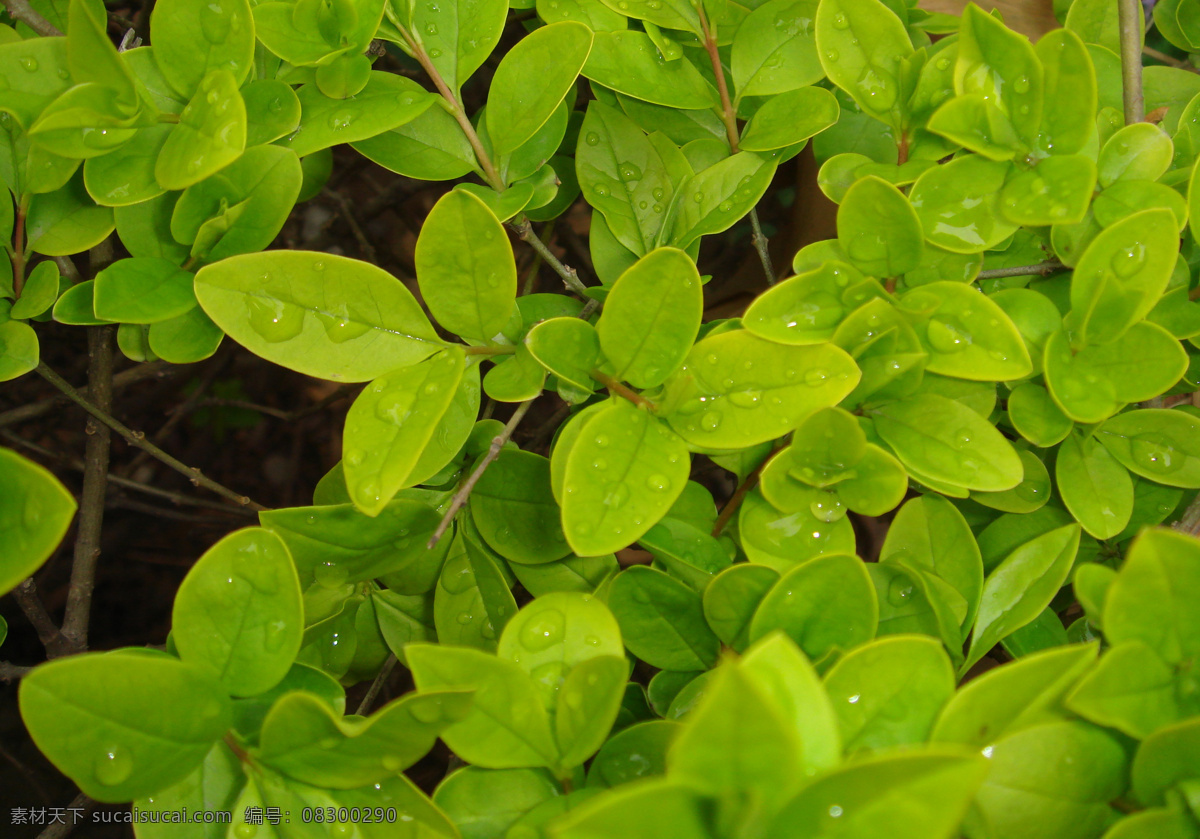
<box><xmin>591</xmin><ymin>369</ymin><xmax>656</xmax><ymax>410</ymax></box>
<box><xmin>1174</xmin><ymin>496</ymin><xmax>1200</xmax><ymax>536</ymax></box>
<box><xmin>355</xmin><ymin>654</ymin><xmax>398</xmax><ymax>716</ymax></box>
<box><xmin>3</xmin><ymin>0</ymin><xmax>60</xmax><ymax>38</ymax></box>
<box><xmin>976</xmin><ymin>260</ymin><xmax>1065</xmax><ymax>280</ymax></box>
<box><xmin>697</xmin><ymin>2</ymin><xmax>775</xmax><ymax>285</ymax></box>
<box><xmin>35</xmin><ymin>362</ymin><xmax>267</xmax><ymax>512</ymax></box>
<box><xmin>712</xmin><ymin>453</ymin><xmax>774</xmax><ymax>537</ymax></box>
<box><xmin>0</xmin><ymin>362</ymin><xmax>175</xmax><ymax>429</ymax></box>
<box><xmin>427</xmin><ymin>399</ymin><xmax>535</xmax><ymax>548</ymax></box>
<box><xmin>1143</xmin><ymin>46</ymin><xmax>1196</xmax><ymax>71</ymax></box>
<box><xmin>1</xmin><ymin>429</ymin><xmax>257</xmax><ymax>517</ymax></box>
<box><xmin>0</xmin><ymin>662</ymin><xmax>33</xmax><ymax>681</ymax></box>
<box><xmin>58</xmin><ymin>325</ymin><xmax>115</xmax><ymax>654</ymax></box>
<box><xmin>10</xmin><ymin>579</ymin><xmax>65</xmax><ymax>653</ymax></box>
<box><xmin>512</xmin><ymin>219</ymin><xmax>589</xmax><ymax>298</ymax></box>
<box><xmin>1118</xmin><ymin>0</ymin><xmax>1145</xmax><ymax>124</ymax></box>
<box><xmin>35</xmin><ymin>793</ymin><xmax>94</xmax><ymax>839</ymax></box>
<box><xmin>323</xmin><ymin>188</ymin><xmax>378</xmax><ymax>264</ymax></box>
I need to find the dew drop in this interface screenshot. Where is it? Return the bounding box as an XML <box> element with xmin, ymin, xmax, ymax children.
<box><xmin>94</xmin><ymin>746</ymin><xmax>133</xmax><ymax>786</ymax></box>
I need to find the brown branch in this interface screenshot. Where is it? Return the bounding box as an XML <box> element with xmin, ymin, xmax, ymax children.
<box><xmin>1</xmin><ymin>429</ymin><xmax>258</xmax><ymax>517</ymax></box>
<box><xmin>3</xmin><ymin>0</ymin><xmax>61</xmax><ymax>38</ymax></box>
<box><xmin>1143</xmin><ymin>46</ymin><xmax>1196</xmax><ymax>71</ymax></box>
<box><xmin>0</xmin><ymin>361</ymin><xmax>176</xmax><ymax>429</ymax></box>
<box><xmin>35</xmin><ymin>793</ymin><xmax>95</xmax><ymax>839</ymax></box>
<box><xmin>57</xmin><ymin>326</ymin><xmax>115</xmax><ymax>654</ymax></box>
<box><xmin>427</xmin><ymin>399</ymin><xmax>535</xmax><ymax>548</ymax></box>
<box><xmin>512</xmin><ymin>219</ymin><xmax>590</xmax><ymax>298</ymax></box>
<box><xmin>355</xmin><ymin>654</ymin><xmax>398</xmax><ymax>715</ymax></box>
<box><xmin>1118</xmin><ymin>0</ymin><xmax>1145</xmax><ymax>124</ymax></box>
<box><xmin>697</xmin><ymin>2</ymin><xmax>774</xmax><ymax>284</ymax></box>
<box><xmin>712</xmin><ymin>453</ymin><xmax>773</xmax><ymax>537</ymax></box>
<box><xmin>590</xmin><ymin>369</ymin><xmax>655</xmax><ymax>410</ymax></box>
<box><xmin>976</xmin><ymin>260</ymin><xmax>1064</xmax><ymax>280</ymax></box>
<box><xmin>35</xmin><ymin>362</ymin><xmax>267</xmax><ymax>512</ymax></box>
<box><xmin>10</xmin><ymin>578</ymin><xmax>65</xmax><ymax>653</ymax></box>
<box><xmin>322</xmin><ymin>187</ymin><xmax>378</xmax><ymax>264</ymax></box>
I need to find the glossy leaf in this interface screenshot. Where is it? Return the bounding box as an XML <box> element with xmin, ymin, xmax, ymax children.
<box><xmin>837</xmin><ymin>176</ymin><xmax>923</xmax><ymax>278</ymax></box>
<box><xmin>1056</xmin><ymin>431</ymin><xmax>1134</xmax><ymax>539</ymax></box>
<box><xmin>1096</xmin><ymin>408</ymin><xmax>1200</xmax><ymax>489</ymax></box>
<box><xmin>607</xmin><ymin>565</ymin><xmax>719</xmax><ymax>671</ymax></box>
<box><xmin>0</xmin><ymin>447</ymin><xmax>76</xmax><ymax>597</ymax></box>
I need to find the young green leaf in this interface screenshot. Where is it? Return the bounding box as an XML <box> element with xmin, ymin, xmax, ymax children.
<box><xmin>413</xmin><ymin>0</ymin><xmax>509</xmax><ymax>94</ymax></box>
<box><xmin>1104</xmin><ymin>528</ymin><xmax>1200</xmax><ymax>665</ymax></box>
<box><xmin>471</xmin><ymin>449</ymin><xmax>572</xmax><ymax>564</ymax></box>
<box><xmin>172</xmin><ymin>527</ymin><xmax>303</xmax><ymax>697</ymax></box>
<box><xmin>92</xmin><ymin>258</ymin><xmax>195</xmax><ymax>324</ymax></box>
<box><xmin>434</xmin><ymin>532</ymin><xmax>518</xmax><ymax>652</ymax></box>
<box><xmin>837</xmin><ymin>176</ymin><xmax>923</xmax><ymax>278</ymax></box>
<box><xmin>596</xmin><ymin>247</ymin><xmax>702</xmax><ymax>388</ymax></box>
<box><xmin>194</xmin><ymin>251</ymin><xmax>444</xmax><ymax>382</ymax></box>
<box><xmin>742</xmin><ymin>261</ymin><xmax>858</xmax><ymax>345</ymax></box>
<box><xmin>582</xmin><ymin>31</ymin><xmax>718</xmax><ymax>109</ymax></box>
<box><xmin>731</xmin><ymin>0</ymin><xmax>824</xmax><ymax>99</ymax></box>
<box><xmin>815</xmin><ymin>0</ymin><xmax>912</xmax><ymax>128</ymax></box>
<box><xmin>1096</xmin><ymin>408</ymin><xmax>1200</xmax><ymax>488</ymax></box>
<box><xmin>150</xmin><ymin>0</ymin><xmax>254</xmax><ymax>98</ymax></box>
<box><xmin>155</xmin><ymin>70</ymin><xmax>246</xmax><ymax>190</ymax></box>
<box><xmin>1056</xmin><ymin>431</ymin><xmax>1134</xmax><ymax>539</ymax></box>
<box><xmin>0</xmin><ymin>447</ymin><xmax>76</xmax><ymax>597</ymax></box>
<box><xmin>739</xmin><ymin>86</ymin><xmax>839</xmax><ymax>152</ymax></box>
<box><xmin>607</xmin><ymin>565</ymin><xmax>719</xmax><ymax>671</ymax></box>
<box><xmin>19</xmin><ymin>651</ymin><xmax>231</xmax><ymax>802</ymax></box>
<box><xmin>416</xmin><ymin>190</ymin><xmax>516</xmax><ymax>342</ymax></box>
<box><xmin>283</xmin><ymin>74</ymin><xmax>434</xmax><ymax>158</ymax></box>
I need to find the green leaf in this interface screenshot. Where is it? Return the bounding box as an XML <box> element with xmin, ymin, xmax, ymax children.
<box><xmin>407</xmin><ymin>643</ymin><xmax>559</xmax><ymax>769</ymax></box>
<box><xmin>669</xmin><ymin>663</ymin><xmax>803</xmax><ymax>808</ymax></box>
<box><xmin>739</xmin><ymin>486</ymin><xmax>857</xmax><ymax>570</ymax></box>
<box><xmin>963</xmin><ymin>523</ymin><xmax>1081</xmax><ymax>674</ymax></box>
<box><xmin>170</xmin><ymin>144</ymin><xmax>303</xmax><ymax>262</ymax></box>
<box><xmin>1067</xmin><ymin>0</ymin><xmax>1140</xmax><ymax>53</ymax></box>
<box><xmin>815</xmin><ymin>0</ymin><xmax>912</xmax><ymax>127</ymax></box>
<box><xmin>155</xmin><ymin>70</ymin><xmax>246</xmax><ymax>191</ymax></box>
<box><xmin>552</xmin><ymin>778</ymin><xmax>712</xmax><ymax>839</ymax></box>
<box><xmin>82</xmin><ymin>123</ymin><xmax>171</xmax><ymax>207</ymax></box>
<box><xmin>19</xmin><ymin>651</ymin><xmax>230</xmax><ymax>802</ymax></box>
<box><xmin>880</xmin><ymin>494</ymin><xmax>982</xmax><ymax>635</ymax></box>
<box><xmin>487</xmin><ymin>22</ymin><xmax>592</xmax><ymax>156</ymax></box>
<box><xmin>26</xmin><ymin>169</ymin><xmax>114</xmax><ymax>256</ymax></box>
<box><xmin>597</xmin><ymin>248</ymin><xmax>701</xmax><ymax>388</ymax></box>
<box><xmin>822</xmin><ymin>635</ymin><xmax>955</xmax><ymax>752</ymax></box>
<box><xmin>283</xmin><ymin>73</ymin><xmax>434</xmax><ymax>158</ymax></box>
<box><xmin>871</xmin><ymin>393</ymin><xmax>1023</xmax><ymax>492</ymax></box>
<box><xmin>955</xmin><ymin>2</ymin><xmax>1043</xmax><ymax>145</ymax></box>
<box><xmin>133</xmin><ymin>742</ymin><xmax>242</xmax><ymax>839</ymax></box>
<box><xmin>0</xmin><ymin>446</ymin><xmax>76</xmax><ymax>596</ymax></box>
<box><xmin>1105</xmin><ymin>528</ymin><xmax>1200</xmax><ymax>664</ymax></box>
<box><xmin>577</xmin><ymin>101</ymin><xmax>677</xmax><ymax>256</ymax></box>
<box><xmin>927</xmin><ymin>93</ymin><xmax>1022</xmax><ymax>160</ymax></box>
<box><xmin>608</xmin><ymin>565</ymin><xmax>719</xmax><ymax>670</ymax></box>
<box><xmin>1096</xmin><ymin>408</ymin><xmax>1200</xmax><ymax>488</ymax></box>
<box><xmin>92</xmin><ymin>258</ymin><xmax>194</xmax><ymax>324</ymax></box>
<box><xmin>194</xmin><ymin>250</ymin><xmax>443</xmax><ymax>382</ymax></box>
<box><xmin>147</xmin><ymin>306</ymin><xmax>223</xmax><ymax>363</ymax></box>
<box><xmin>414</xmin><ymin>0</ymin><xmax>510</xmax><ymax>94</ymax></box>
<box><xmin>668</xmin><ymin>152</ymin><xmax>776</xmax><ymax>249</ymax></box>
<box><xmin>664</xmin><ymin>328</ymin><xmax>860</xmax><ymax>449</ymax></box>
<box><xmin>341</xmin><ymin>348</ymin><xmax>466</xmax><ymax>516</ymax></box>
<box><xmin>909</xmin><ymin>155</ymin><xmax>1017</xmax><ymax>253</ymax></box>
<box><xmin>352</xmin><ymin>103</ymin><xmax>477</xmax><ymax>181</ymax></box>
<box><xmin>150</xmin><ymin>0</ymin><xmax>254</xmax><ymax>98</ymax></box>
<box><xmin>434</xmin><ymin>766</ymin><xmax>561</xmax><ymax>839</ymax></box>
<box><xmin>242</xmin><ymin>79</ymin><xmax>301</xmax><ymax>146</ymax></box>
<box><xmin>904</xmin><ymin>280</ymin><xmax>1033</xmax><ymax>381</ymax></box>
<box><xmin>582</xmin><ymin>31</ymin><xmax>718</xmax><ymax>109</ymax></box>
<box><xmin>172</xmin><ymin>527</ymin><xmax>302</xmax><ymax>697</ymax></box>
<box><xmin>1056</xmin><ymin>431</ymin><xmax>1134</xmax><ymax>539</ymax></box>
<box><xmin>416</xmin><ymin>190</ymin><xmax>516</xmax><ymax>342</ymax></box>
<box><xmin>766</xmin><ymin>750</ymin><xmax>990</xmax><ymax>839</ymax></box>
<box><xmin>561</xmin><ymin>400</ymin><xmax>689</xmax><ymax>556</ymax></box>
<box><xmin>498</xmin><ymin>591</ymin><xmax>624</xmax><ymax>688</ymax></box>
<box><xmin>749</xmin><ymin>552</ymin><xmax>878</xmax><ymax>660</ymax></box>
<box><xmin>472</xmin><ymin>449</ymin><xmax>572</xmax><ymax>564</ymax></box>
<box><xmin>9</xmin><ymin>260</ymin><xmax>58</xmax><ymax>320</ymax></box>
<box><xmin>1065</xmin><ymin>208</ymin><xmax>1179</xmax><ymax>348</ymax></box>
<box><xmin>1065</xmin><ymin>640</ymin><xmax>1198</xmax><ymax>739</ymax></box>
<box><xmin>1101</xmin><ymin>805</ymin><xmax>1199</xmax><ymax>839</ymax></box>
<box><xmin>731</xmin><ymin>0</ymin><xmax>823</xmax><ymax>99</ymax></box>
<box><xmin>1043</xmin><ymin>323</ymin><xmax>1188</xmax><ymax>423</ymax></box>
<box><xmin>256</xmin><ymin>689</ymin><xmax>472</xmax><ymax>788</ymax></box>
<box><xmin>739</xmin><ymin>86</ymin><xmax>839</xmax><ymax>152</ymax></box>
<box><xmin>0</xmin><ymin>36</ymin><xmax>72</xmax><ymax>130</ymax></box>
<box><xmin>932</xmin><ymin>641</ymin><xmax>1099</xmax><ymax>745</ymax></box>
<box><xmin>1036</xmin><ymin>28</ymin><xmax>1096</xmax><ymax>157</ymax></box>
<box><xmin>526</xmin><ymin>316</ymin><xmax>600</xmax><ymax>396</ymax></box>
<box><xmin>1000</xmin><ymin>154</ymin><xmax>1097</xmax><ymax>226</ymax></box>
<box><xmin>1008</xmin><ymin>382</ymin><xmax>1074</xmax><ymax>447</ymax></box>
<box><xmin>974</xmin><ymin>719</ymin><xmax>1130</xmax><ymax>839</ymax></box>
<box><xmin>587</xmin><ymin>719</ymin><xmax>678</xmax><ymax>788</ymax></box>
<box><xmin>703</xmin><ymin>563</ymin><xmax>779</xmax><ymax>651</ymax></box>
<box><xmin>1098</xmin><ymin>123</ymin><xmax>1173</xmax><ymax>186</ymax></box>
<box><xmin>742</xmin><ymin>261</ymin><xmax>857</xmax><ymax>345</ymax></box>
<box><xmin>837</xmin><ymin>175</ymin><xmax>923</xmax><ymax>277</ymax></box>
<box><xmin>555</xmin><ymin>655</ymin><xmax>627</xmax><ymax>768</ymax></box>
<box><xmin>434</xmin><ymin>532</ymin><xmax>518</xmax><ymax>652</ymax></box>
<box><xmin>1132</xmin><ymin>717</ymin><xmax>1200</xmax><ymax>806</ymax></box>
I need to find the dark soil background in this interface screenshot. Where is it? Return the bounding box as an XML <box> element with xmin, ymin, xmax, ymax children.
<box><xmin>0</xmin><ymin>11</ymin><xmax>846</xmax><ymax>837</ymax></box>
